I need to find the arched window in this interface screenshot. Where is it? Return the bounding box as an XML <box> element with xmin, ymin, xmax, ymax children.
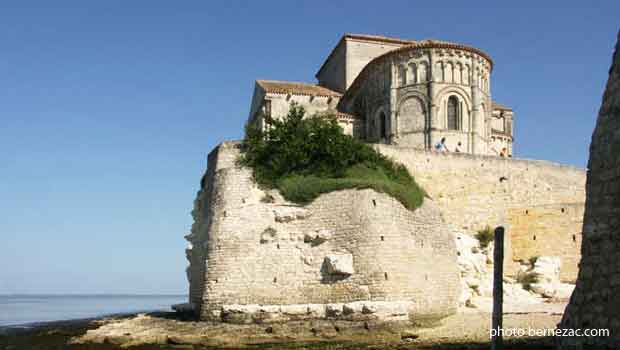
<box><xmin>379</xmin><ymin>112</ymin><xmax>388</xmax><ymax>139</ymax></box>
<box><xmin>447</xmin><ymin>96</ymin><xmax>459</xmax><ymax>130</ymax></box>
<box><xmin>445</xmin><ymin>62</ymin><xmax>454</xmax><ymax>83</ymax></box>
<box><xmin>398</xmin><ymin>65</ymin><xmax>406</xmax><ymax>86</ymax></box>
<box><xmin>419</xmin><ymin>62</ymin><xmax>428</xmax><ymax>82</ymax></box>
<box><xmin>409</xmin><ymin>63</ymin><xmax>417</xmax><ymax>84</ymax></box>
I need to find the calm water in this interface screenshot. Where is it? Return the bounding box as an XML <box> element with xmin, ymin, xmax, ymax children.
<box><xmin>0</xmin><ymin>294</ymin><xmax>186</xmax><ymax>327</ymax></box>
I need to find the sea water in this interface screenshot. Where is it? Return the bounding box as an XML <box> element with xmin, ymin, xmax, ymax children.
<box><xmin>0</xmin><ymin>294</ymin><xmax>186</xmax><ymax>327</ymax></box>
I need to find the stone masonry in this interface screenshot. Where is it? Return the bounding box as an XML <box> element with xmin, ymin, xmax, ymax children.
<box><xmin>185</xmin><ymin>140</ymin><xmax>587</xmax><ymax>323</ymax></box>
<box><xmin>374</xmin><ymin>145</ymin><xmax>586</xmax><ymax>282</ymax></box>
<box><xmin>185</xmin><ymin>142</ymin><xmax>461</xmax><ymax>323</ymax></box>
<box><xmin>557</xmin><ymin>32</ymin><xmax>620</xmax><ymax>349</ymax></box>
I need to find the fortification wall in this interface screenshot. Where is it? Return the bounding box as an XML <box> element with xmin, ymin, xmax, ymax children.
<box><xmin>557</xmin><ymin>32</ymin><xmax>620</xmax><ymax>349</ymax></box>
<box><xmin>374</xmin><ymin>145</ymin><xmax>586</xmax><ymax>282</ymax></box>
<box><xmin>187</xmin><ymin>142</ymin><xmax>460</xmax><ymax>323</ymax></box>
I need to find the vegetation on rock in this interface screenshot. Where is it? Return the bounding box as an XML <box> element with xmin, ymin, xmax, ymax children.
<box><xmin>240</xmin><ymin>104</ymin><xmax>425</xmax><ymax>210</ymax></box>
<box><xmin>475</xmin><ymin>226</ymin><xmax>494</xmax><ymax>249</ymax></box>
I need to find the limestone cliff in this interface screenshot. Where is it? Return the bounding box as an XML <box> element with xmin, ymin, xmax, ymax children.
<box><xmin>185</xmin><ymin>141</ymin><xmax>461</xmax><ymax>323</ymax></box>
<box><xmin>557</xmin><ymin>32</ymin><xmax>620</xmax><ymax>349</ymax></box>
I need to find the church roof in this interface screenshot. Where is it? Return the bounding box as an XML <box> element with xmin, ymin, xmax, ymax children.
<box><xmin>256</xmin><ymin>80</ymin><xmax>342</xmax><ymax>97</ymax></box>
<box><xmin>316</xmin><ymin>33</ymin><xmax>413</xmax><ymax>77</ymax></box>
<box><xmin>326</xmin><ymin>110</ymin><xmax>360</xmax><ymax>121</ymax></box>
<box><xmin>340</xmin><ymin>33</ymin><xmax>414</xmax><ymax>45</ymax></box>
<box><xmin>492</xmin><ymin>101</ymin><xmax>513</xmax><ymax>111</ymax></box>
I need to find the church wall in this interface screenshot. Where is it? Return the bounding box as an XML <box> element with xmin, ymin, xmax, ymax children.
<box><xmin>489</xmin><ymin>133</ymin><xmax>512</xmax><ymax>156</ymax></box>
<box><xmin>342</xmin><ymin>45</ymin><xmax>500</xmax><ymax>155</ymax></box>
<box><xmin>248</xmin><ymin>84</ymin><xmax>266</xmax><ymax>127</ymax></box>
<box><xmin>374</xmin><ymin>145</ymin><xmax>586</xmax><ymax>281</ymax></box>
<box><xmin>189</xmin><ymin>142</ymin><xmax>461</xmax><ymax>323</ymax></box>
<box><xmin>346</xmin><ymin>63</ymin><xmax>392</xmax><ymax>141</ymax></box>
<box><xmin>316</xmin><ymin>42</ymin><xmax>347</xmax><ymax>93</ymax></box>
<box><xmin>345</xmin><ymin>38</ymin><xmax>403</xmax><ymax>90</ymax></box>
<box><xmin>267</xmin><ymin>93</ymin><xmax>339</xmax><ymax>121</ymax></box>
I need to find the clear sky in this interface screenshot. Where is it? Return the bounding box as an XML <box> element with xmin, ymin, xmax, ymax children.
<box><xmin>0</xmin><ymin>1</ymin><xmax>618</xmax><ymax>294</ymax></box>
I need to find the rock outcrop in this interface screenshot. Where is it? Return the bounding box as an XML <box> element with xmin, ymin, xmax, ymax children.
<box><xmin>557</xmin><ymin>31</ymin><xmax>620</xmax><ymax>349</ymax></box>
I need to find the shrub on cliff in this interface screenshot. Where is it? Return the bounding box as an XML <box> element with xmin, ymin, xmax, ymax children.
<box><xmin>475</xmin><ymin>226</ymin><xmax>494</xmax><ymax>248</ymax></box>
<box><xmin>240</xmin><ymin>104</ymin><xmax>425</xmax><ymax>210</ymax></box>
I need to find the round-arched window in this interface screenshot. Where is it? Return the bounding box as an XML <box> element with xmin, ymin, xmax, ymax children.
<box><xmin>447</xmin><ymin>96</ymin><xmax>459</xmax><ymax>130</ymax></box>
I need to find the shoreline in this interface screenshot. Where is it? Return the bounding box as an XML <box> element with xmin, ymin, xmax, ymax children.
<box><xmin>0</xmin><ymin>310</ymin><xmax>560</xmax><ymax>350</ymax></box>
<box><xmin>0</xmin><ymin>310</ymin><xmax>162</xmax><ymax>333</ymax></box>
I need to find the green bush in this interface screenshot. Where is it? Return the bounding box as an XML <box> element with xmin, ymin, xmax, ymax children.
<box><xmin>240</xmin><ymin>104</ymin><xmax>425</xmax><ymax>210</ymax></box>
<box><xmin>475</xmin><ymin>226</ymin><xmax>494</xmax><ymax>248</ymax></box>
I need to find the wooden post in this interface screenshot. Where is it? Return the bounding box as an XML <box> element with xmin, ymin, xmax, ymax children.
<box><xmin>492</xmin><ymin>226</ymin><xmax>504</xmax><ymax>350</ymax></box>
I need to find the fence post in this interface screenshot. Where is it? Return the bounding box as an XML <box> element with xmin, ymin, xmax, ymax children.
<box><xmin>492</xmin><ymin>226</ymin><xmax>504</xmax><ymax>350</ymax></box>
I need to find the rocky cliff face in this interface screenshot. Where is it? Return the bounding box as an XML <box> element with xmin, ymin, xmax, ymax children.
<box><xmin>557</xmin><ymin>31</ymin><xmax>620</xmax><ymax>349</ymax></box>
<box><xmin>185</xmin><ymin>142</ymin><xmax>461</xmax><ymax>324</ymax></box>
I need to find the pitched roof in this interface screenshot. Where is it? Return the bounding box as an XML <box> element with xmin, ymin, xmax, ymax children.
<box><xmin>316</xmin><ymin>33</ymin><xmax>413</xmax><ymax>77</ymax></box>
<box><xmin>342</xmin><ymin>33</ymin><xmax>415</xmax><ymax>46</ymax></box>
<box><xmin>492</xmin><ymin>101</ymin><xmax>513</xmax><ymax>111</ymax></box>
<box><xmin>256</xmin><ymin>80</ymin><xmax>342</xmax><ymax>97</ymax></box>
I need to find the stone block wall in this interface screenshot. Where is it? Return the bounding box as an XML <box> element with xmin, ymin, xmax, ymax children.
<box><xmin>186</xmin><ymin>142</ymin><xmax>460</xmax><ymax>323</ymax></box>
<box><xmin>508</xmin><ymin>204</ymin><xmax>583</xmax><ymax>282</ymax></box>
<box><xmin>557</xmin><ymin>32</ymin><xmax>620</xmax><ymax>349</ymax></box>
<box><xmin>374</xmin><ymin>145</ymin><xmax>586</xmax><ymax>280</ymax></box>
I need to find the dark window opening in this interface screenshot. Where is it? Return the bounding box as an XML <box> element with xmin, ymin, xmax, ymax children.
<box><xmin>447</xmin><ymin>96</ymin><xmax>459</xmax><ymax>130</ymax></box>
<box><xmin>379</xmin><ymin>112</ymin><xmax>388</xmax><ymax>139</ymax></box>
<box><xmin>264</xmin><ymin>100</ymin><xmax>271</xmax><ymax>118</ymax></box>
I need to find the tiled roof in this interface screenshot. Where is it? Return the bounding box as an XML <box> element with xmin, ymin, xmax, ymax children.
<box><xmin>492</xmin><ymin>101</ymin><xmax>513</xmax><ymax>111</ymax></box>
<box><xmin>343</xmin><ymin>33</ymin><xmax>415</xmax><ymax>46</ymax></box>
<box><xmin>256</xmin><ymin>80</ymin><xmax>342</xmax><ymax>97</ymax></box>
<box><xmin>314</xmin><ymin>109</ymin><xmax>360</xmax><ymax>121</ymax></box>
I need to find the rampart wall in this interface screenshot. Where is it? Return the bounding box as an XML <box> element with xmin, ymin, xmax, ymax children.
<box><xmin>187</xmin><ymin>142</ymin><xmax>460</xmax><ymax>323</ymax></box>
<box><xmin>374</xmin><ymin>145</ymin><xmax>586</xmax><ymax>282</ymax></box>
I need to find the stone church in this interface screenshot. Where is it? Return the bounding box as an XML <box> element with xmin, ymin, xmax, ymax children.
<box><xmin>248</xmin><ymin>33</ymin><xmax>514</xmax><ymax>156</ymax></box>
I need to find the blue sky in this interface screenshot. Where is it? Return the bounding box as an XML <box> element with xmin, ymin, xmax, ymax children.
<box><xmin>0</xmin><ymin>1</ymin><xmax>618</xmax><ymax>294</ymax></box>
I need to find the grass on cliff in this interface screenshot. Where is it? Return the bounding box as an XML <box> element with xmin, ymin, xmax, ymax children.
<box><xmin>240</xmin><ymin>104</ymin><xmax>425</xmax><ymax>210</ymax></box>
<box><xmin>475</xmin><ymin>226</ymin><xmax>494</xmax><ymax>249</ymax></box>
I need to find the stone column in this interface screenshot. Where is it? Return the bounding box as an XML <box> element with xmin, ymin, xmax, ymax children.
<box><xmin>428</xmin><ymin>51</ymin><xmax>435</xmax><ymax>149</ymax></box>
<box><xmin>390</xmin><ymin>62</ymin><xmax>398</xmax><ymax>143</ymax></box>
<box><xmin>471</xmin><ymin>58</ymin><xmax>480</xmax><ymax>154</ymax></box>
<box><xmin>556</xmin><ymin>30</ymin><xmax>620</xmax><ymax>349</ymax></box>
